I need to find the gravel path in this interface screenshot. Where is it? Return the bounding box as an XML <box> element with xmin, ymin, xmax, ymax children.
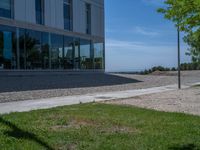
<box><xmin>106</xmin><ymin>86</ymin><xmax>200</xmax><ymax>116</ymax></box>
<box><xmin>0</xmin><ymin>71</ymin><xmax>200</xmax><ymax>103</ymax></box>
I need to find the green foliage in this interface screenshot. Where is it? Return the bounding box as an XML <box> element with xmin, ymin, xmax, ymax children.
<box><xmin>158</xmin><ymin>0</ymin><xmax>200</xmax><ymax>63</ymax></box>
<box><xmin>181</xmin><ymin>62</ymin><xmax>200</xmax><ymax>70</ymax></box>
<box><xmin>158</xmin><ymin>0</ymin><xmax>200</xmax><ymax>31</ymax></box>
<box><xmin>184</xmin><ymin>31</ymin><xmax>200</xmax><ymax>63</ymax></box>
<box><xmin>140</xmin><ymin>63</ymin><xmax>200</xmax><ymax>75</ymax></box>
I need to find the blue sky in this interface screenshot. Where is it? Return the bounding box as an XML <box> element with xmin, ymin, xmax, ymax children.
<box><xmin>105</xmin><ymin>0</ymin><xmax>191</xmax><ymax>72</ymax></box>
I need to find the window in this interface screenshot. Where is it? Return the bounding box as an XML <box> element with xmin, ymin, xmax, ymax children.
<box><xmin>94</xmin><ymin>41</ymin><xmax>104</xmax><ymax>69</ymax></box>
<box><xmin>86</xmin><ymin>3</ymin><xmax>91</xmax><ymax>34</ymax></box>
<box><xmin>80</xmin><ymin>39</ymin><xmax>93</xmax><ymax>69</ymax></box>
<box><xmin>74</xmin><ymin>39</ymin><xmax>80</xmax><ymax>69</ymax></box>
<box><xmin>0</xmin><ymin>25</ymin><xmax>17</xmax><ymax>69</ymax></box>
<box><xmin>41</xmin><ymin>32</ymin><xmax>50</xmax><ymax>69</ymax></box>
<box><xmin>25</xmin><ymin>30</ymin><xmax>42</xmax><ymax>69</ymax></box>
<box><xmin>51</xmin><ymin>34</ymin><xmax>63</xmax><ymax>69</ymax></box>
<box><xmin>19</xmin><ymin>29</ymin><xmax>26</xmax><ymax>69</ymax></box>
<box><xmin>35</xmin><ymin>0</ymin><xmax>44</xmax><ymax>25</ymax></box>
<box><xmin>64</xmin><ymin>36</ymin><xmax>74</xmax><ymax>69</ymax></box>
<box><xmin>0</xmin><ymin>0</ymin><xmax>14</xmax><ymax>18</ymax></box>
<box><xmin>63</xmin><ymin>0</ymin><xmax>72</xmax><ymax>31</ymax></box>
<box><xmin>18</xmin><ymin>29</ymin><xmax>49</xmax><ymax>70</ymax></box>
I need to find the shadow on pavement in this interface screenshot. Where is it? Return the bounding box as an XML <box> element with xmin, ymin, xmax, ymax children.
<box><xmin>0</xmin><ymin>72</ymin><xmax>142</xmax><ymax>93</ymax></box>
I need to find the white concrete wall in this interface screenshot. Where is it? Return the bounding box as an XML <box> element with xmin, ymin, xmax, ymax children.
<box><xmin>14</xmin><ymin>0</ymin><xmax>104</xmax><ymax>38</ymax></box>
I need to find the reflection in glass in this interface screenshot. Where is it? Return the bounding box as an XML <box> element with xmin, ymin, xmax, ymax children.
<box><xmin>41</xmin><ymin>32</ymin><xmax>49</xmax><ymax>69</ymax></box>
<box><xmin>94</xmin><ymin>42</ymin><xmax>104</xmax><ymax>69</ymax></box>
<box><xmin>74</xmin><ymin>40</ymin><xmax>80</xmax><ymax>69</ymax></box>
<box><xmin>0</xmin><ymin>0</ymin><xmax>13</xmax><ymax>18</ymax></box>
<box><xmin>19</xmin><ymin>29</ymin><xmax>26</xmax><ymax>69</ymax></box>
<box><xmin>35</xmin><ymin>0</ymin><xmax>45</xmax><ymax>25</ymax></box>
<box><xmin>0</xmin><ymin>25</ymin><xmax>105</xmax><ymax>71</ymax></box>
<box><xmin>80</xmin><ymin>39</ymin><xmax>92</xmax><ymax>69</ymax></box>
<box><xmin>0</xmin><ymin>25</ymin><xmax>17</xmax><ymax>69</ymax></box>
<box><xmin>51</xmin><ymin>34</ymin><xmax>63</xmax><ymax>69</ymax></box>
<box><xmin>64</xmin><ymin>36</ymin><xmax>73</xmax><ymax>69</ymax></box>
<box><xmin>25</xmin><ymin>30</ymin><xmax>42</xmax><ymax>69</ymax></box>
<box><xmin>85</xmin><ymin>3</ymin><xmax>91</xmax><ymax>34</ymax></box>
<box><xmin>63</xmin><ymin>0</ymin><xmax>72</xmax><ymax>30</ymax></box>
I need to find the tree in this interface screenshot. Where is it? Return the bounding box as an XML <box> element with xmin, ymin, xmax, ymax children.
<box><xmin>158</xmin><ymin>0</ymin><xmax>200</xmax><ymax>63</ymax></box>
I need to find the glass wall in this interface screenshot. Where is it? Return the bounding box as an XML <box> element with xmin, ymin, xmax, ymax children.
<box><xmin>80</xmin><ymin>39</ymin><xmax>92</xmax><ymax>69</ymax></box>
<box><xmin>0</xmin><ymin>25</ymin><xmax>17</xmax><ymax>69</ymax></box>
<box><xmin>41</xmin><ymin>32</ymin><xmax>49</xmax><ymax>69</ymax></box>
<box><xmin>94</xmin><ymin>42</ymin><xmax>104</xmax><ymax>69</ymax></box>
<box><xmin>25</xmin><ymin>30</ymin><xmax>42</xmax><ymax>69</ymax></box>
<box><xmin>74</xmin><ymin>39</ymin><xmax>80</xmax><ymax>69</ymax></box>
<box><xmin>19</xmin><ymin>29</ymin><xmax>26</xmax><ymax>69</ymax></box>
<box><xmin>0</xmin><ymin>24</ymin><xmax>104</xmax><ymax>70</ymax></box>
<box><xmin>19</xmin><ymin>29</ymin><xmax>49</xmax><ymax>69</ymax></box>
<box><xmin>51</xmin><ymin>34</ymin><xmax>63</xmax><ymax>69</ymax></box>
<box><xmin>0</xmin><ymin>0</ymin><xmax>13</xmax><ymax>18</ymax></box>
<box><xmin>64</xmin><ymin>36</ymin><xmax>73</xmax><ymax>69</ymax></box>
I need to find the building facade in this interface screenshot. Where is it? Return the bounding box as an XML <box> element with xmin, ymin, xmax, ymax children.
<box><xmin>0</xmin><ymin>0</ymin><xmax>105</xmax><ymax>70</ymax></box>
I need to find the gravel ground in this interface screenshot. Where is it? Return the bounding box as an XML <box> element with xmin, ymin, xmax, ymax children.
<box><xmin>0</xmin><ymin>71</ymin><xmax>200</xmax><ymax>103</ymax></box>
<box><xmin>105</xmin><ymin>86</ymin><xmax>200</xmax><ymax>116</ymax></box>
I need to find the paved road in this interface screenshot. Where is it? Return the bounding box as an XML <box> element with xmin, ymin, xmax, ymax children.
<box><xmin>0</xmin><ymin>71</ymin><xmax>200</xmax><ymax>103</ymax></box>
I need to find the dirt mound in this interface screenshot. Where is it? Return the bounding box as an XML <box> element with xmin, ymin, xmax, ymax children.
<box><xmin>150</xmin><ymin>71</ymin><xmax>177</xmax><ymax>76</ymax></box>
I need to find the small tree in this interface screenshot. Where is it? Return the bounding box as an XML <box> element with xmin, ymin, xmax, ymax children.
<box><xmin>158</xmin><ymin>0</ymin><xmax>200</xmax><ymax>64</ymax></box>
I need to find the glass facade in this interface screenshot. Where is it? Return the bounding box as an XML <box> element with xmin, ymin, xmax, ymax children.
<box><xmin>63</xmin><ymin>0</ymin><xmax>72</xmax><ymax>31</ymax></box>
<box><xmin>94</xmin><ymin>42</ymin><xmax>104</xmax><ymax>69</ymax></box>
<box><xmin>64</xmin><ymin>36</ymin><xmax>73</xmax><ymax>69</ymax></box>
<box><xmin>80</xmin><ymin>39</ymin><xmax>92</xmax><ymax>69</ymax></box>
<box><xmin>0</xmin><ymin>24</ymin><xmax>104</xmax><ymax>70</ymax></box>
<box><xmin>0</xmin><ymin>0</ymin><xmax>13</xmax><ymax>19</ymax></box>
<box><xmin>35</xmin><ymin>0</ymin><xmax>45</xmax><ymax>25</ymax></box>
<box><xmin>25</xmin><ymin>30</ymin><xmax>42</xmax><ymax>69</ymax></box>
<box><xmin>51</xmin><ymin>34</ymin><xmax>63</xmax><ymax>69</ymax></box>
<box><xmin>0</xmin><ymin>25</ymin><xmax>16</xmax><ymax>69</ymax></box>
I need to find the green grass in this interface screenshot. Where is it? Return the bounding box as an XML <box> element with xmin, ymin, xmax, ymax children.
<box><xmin>0</xmin><ymin>103</ymin><xmax>200</xmax><ymax>150</ymax></box>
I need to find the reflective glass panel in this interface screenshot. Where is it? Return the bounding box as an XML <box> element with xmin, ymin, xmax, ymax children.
<box><xmin>25</xmin><ymin>30</ymin><xmax>42</xmax><ymax>69</ymax></box>
<box><xmin>64</xmin><ymin>36</ymin><xmax>73</xmax><ymax>69</ymax></box>
<box><xmin>0</xmin><ymin>0</ymin><xmax>13</xmax><ymax>18</ymax></box>
<box><xmin>41</xmin><ymin>32</ymin><xmax>49</xmax><ymax>69</ymax></box>
<box><xmin>86</xmin><ymin>3</ymin><xmax>91</xmax><ymax>34</ymax></box>
<box><xmin>94</xmin><ymin>42</ymin><xmax>104</xmax><ymax>69</ymax></box>
<box><xmin>19</xmin><ymin>28</ymin><xmax>26</xmax><ymax>69</ymax></box>
<box><xmin>51</xmin><ymin>34</ymin><xmax>63</xmax><ymax>69</ymax></box>
<box><xmin>80</xmin><ymin>39</ymin><xmax>93</xmax><ymax>69</ymax></box>
<box><xmin>74</xmin><ymin>39</ymin><xmax>80</xmax><ymax>69</ymax></box>
<box><xmin>0</xmin><ymin>25</ymin><xmax>17</xmax><ymax>69</ymax></box>
<box><xmin>63</xmin><ymin>0</ymin><xmax>72</xmax><ymax>30</ymax></box>
<box><xmin>35</xmin><ymin>0</ymin><xmax>44</xmax><ymax>25</ymax></box>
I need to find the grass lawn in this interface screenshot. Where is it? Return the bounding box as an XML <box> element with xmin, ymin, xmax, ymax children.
<box><xmin>0</xmin><ymin>103</ymin><xmax>200</xmax><ymax>150</ymax></box>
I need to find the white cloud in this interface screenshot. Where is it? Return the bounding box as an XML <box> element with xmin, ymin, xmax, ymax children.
<box><xmin>142</xmin><ymin>0</ymin><xmax>165</xmax><ymax>6</ymax></box>
<box><xmin>133</xmin><ymin>26</ymin><xmax>160</xmax><ymax>36</ymax></box>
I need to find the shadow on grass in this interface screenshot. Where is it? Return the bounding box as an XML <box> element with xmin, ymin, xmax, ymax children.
<box><xmin>169</xmin><ymin>144</ymin><xmax>200</xmax><ymax>150</ymax></box>
<box><xmin>0</xmin><ymin>117</ymin><xmax>53</xmax><ymax>150</ymax></box>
